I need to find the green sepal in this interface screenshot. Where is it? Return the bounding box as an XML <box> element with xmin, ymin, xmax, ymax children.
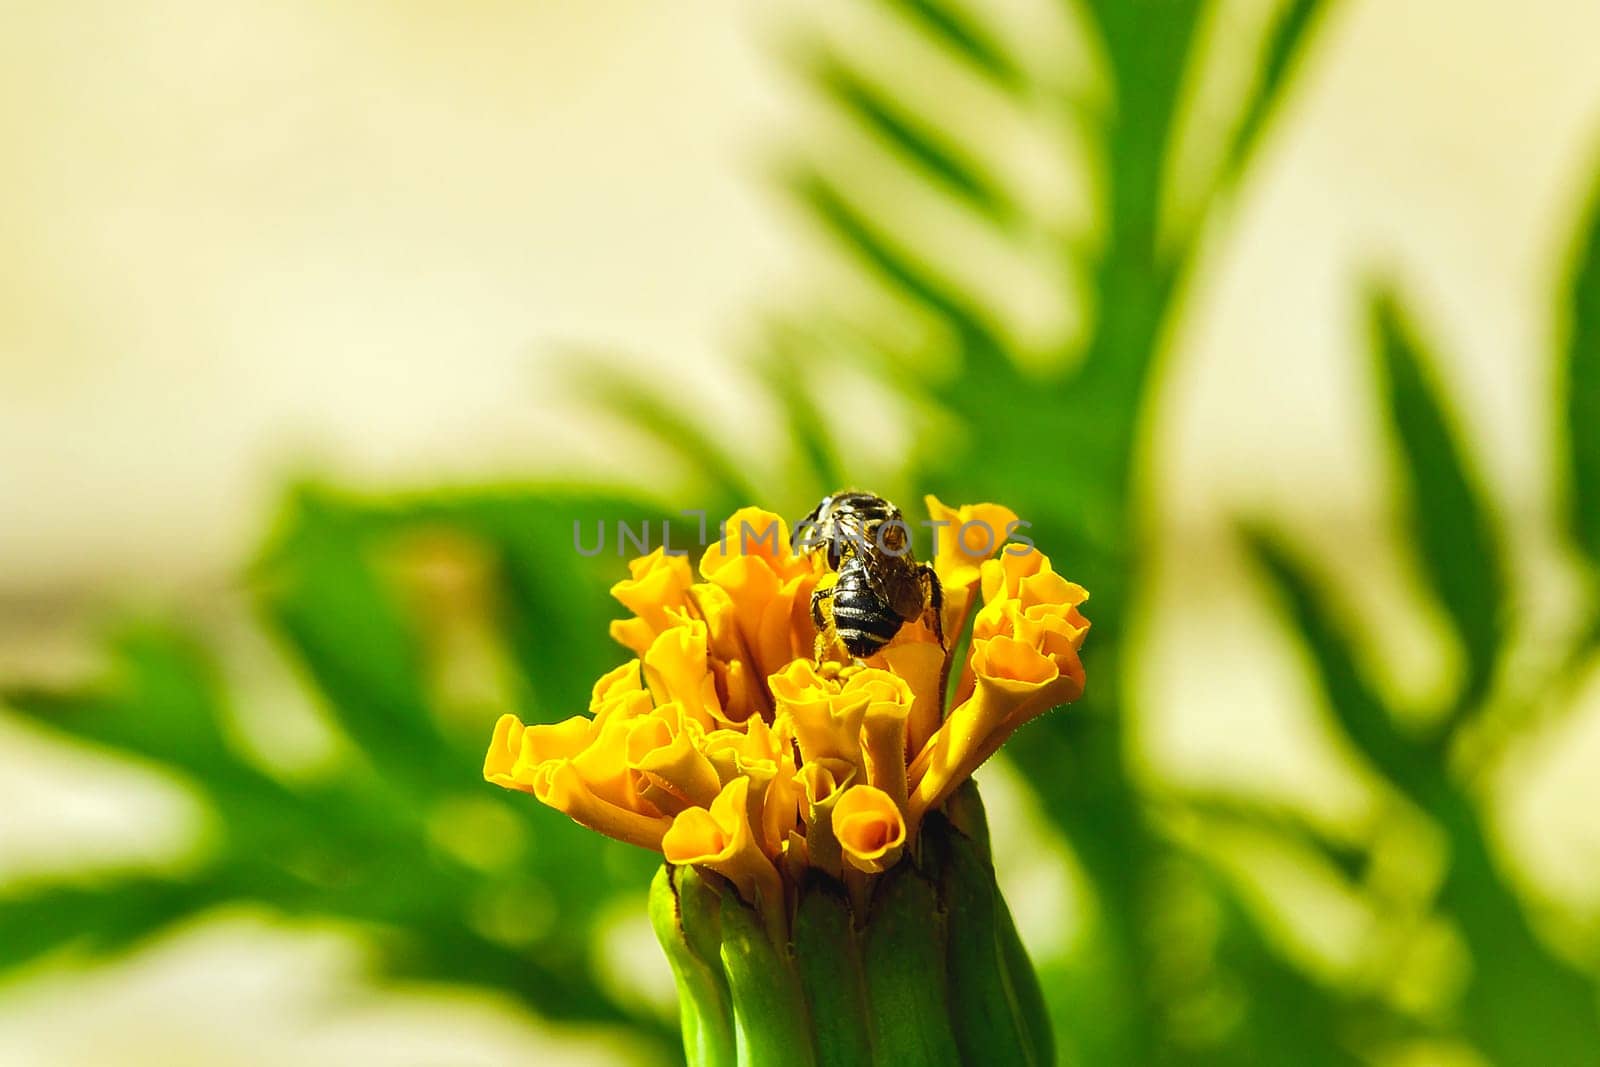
<box><xmin>793</xmin><ymin>871</ymin><xmax>876</xmax><ymax>1067</ymax></box>
<box><xmin>942</xmin><ymin>779</ymin><xmax>993</xmax><ymax>862</ymax></box>
<box><xmin>939</xmin><ymin>782</ymin><xmax>1054</xmax><ymax>1065</ymax></box>
<box><xmin>714</xmin><ymin>877</ymin><xmax>817</xmax><ymax>1067</ymax></box>
<box><xmin>928</xmin><ymin>809</ymin><xmax>1052</xmax><ymax>1067</ymax></box>
<box><xmin>861</xmin><ymin>857</ymin><xmax>963</xmax><ymax>1067</ymax></box>
<box><xmin>995</xmin><ymin>892</ymin><xmax>1055</xmax><ymax>1067</ymax></box>
<box><xmin>650</xmin><ymin>866</ymin><xmax>737</xmax><ymax>1067</ymax></box>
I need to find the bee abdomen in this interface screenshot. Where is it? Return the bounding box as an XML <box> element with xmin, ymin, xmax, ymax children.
<box><xmin>829</xmin><ymin>562</ymin><xmax>901</xmax><ymax>656</ymax></box>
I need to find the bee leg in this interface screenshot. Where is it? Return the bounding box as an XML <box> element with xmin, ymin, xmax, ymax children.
<box><xmin>917</xmin><ymin>564</ymin><xmax>945</xmax><ymax>650</ymax></box>
<box><xmin>810</xmin><ymin>582</ymin><xmax>846</xmax><ymax>667</ymax></box>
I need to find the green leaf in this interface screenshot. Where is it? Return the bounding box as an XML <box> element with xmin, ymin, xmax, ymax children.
<box><xmin>1188</xmin><ymin>863</ymin><xmax>1375</xmax><ymax>1066</ymax></box>
<box><xmin>785</xmin><ymin>167</ymin><xmax>1001</xmax><ymax>355</ymax></box>
<box><xmin>1179</xmin><ymin>791</ymin><xmax>1368</xmax><ymax>884</ymax></box>
<box><xmin>752</xmin><ymin>338</ymin><xmax>845</xmax><ymax>499</ymax></box>
<box><xmin>1563</xmin><ymin>161</ymin><xmax>1600</xmax><ymax>569</ymax></box>
<box><xmin>1370</xmin><ymin>292</ymin><xmax>1504</xmax><ymax>713</ymax></box>
<box><xmin>1242</xmin><ymin>527</ymin><xmax>1432</xmax><ymax>801</ymax></box>
<box><xmin>0</xmin><ymin>877</ymin><xmax>220</xmax><ymax>972</ymax></box>
<box><xmin>804</xmin><ymin>45</ymin><xmax>1014</xmax><ymax>226</ymax></box>
<box><xmin>1224</xmin><ymin>0</ymin><xmax>1336</xmax><ymax>182</ymax></box>
<box><xmin>3</xmin><ymin>629</ymin><xmax>230</xmax><ymax>777</ymax></box>
<box><xmin>870</xmin><ymin>0</ymin><xmax>1025</xmax><ymax>92</ymax></box>
<box><xmin>260</xmin><ymin>490</ymin><xmax>449</xmax><ymax>783</ymax></box>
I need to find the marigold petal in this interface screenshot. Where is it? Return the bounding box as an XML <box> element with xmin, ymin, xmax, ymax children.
<box><xmin>795</xmin><ymin>757</ymin><xmax>857</xmax><ymax>876</ymax></box>
<box><xmin>925</xmin><ymin>495</ymin><xmax>1020</xmax><ymax>589</ymax></box>
<box><xmin>520</xmin><ymin>715</ymin><xmax>594</xmax><ymax>766</ymax></box>
<box><xmin>832</xmin><ymin>784</ymin><xmax>907</xmax><ymax>874</ymax></box>
<box><xmin>611</xmin><ymin>547</ymin><xmax>694</xmax><ymax>623</ymax></box>
<box><xmin>699</xmin><ymin>507</ymin><xmax>797</xmax><ymax>579</ymax></box>
<box><xmin>662</xmin><ymin>778</ymin><xmax>783</xmax><ymax>908</ymax></box>
<box><xmin>533</xmin><ymin>760</ymin><xmax>671</xmax><ymax>852</ymax></box>
<box><xmin>628</xmin><ymin>706</ymin><xmax>722</xmax><ymax>810</ymax></box>
<box><xmin>570</xmin><ymin>713</ymin><xmax>657</xmax><ymax>814</ymax></box>
<box><xmin>607</xmin><ymin>618</ymin><xmax>658</xmax><ymax>659</ymax></box>
<box><xmin>908</xmin><ymin>634</ymin><xmax>1079</xmax><ymax>822</ymax></box>
<box><xmin>590</xmin><ymin>660</ymin><xmax>644</xmax><ymax>714</ymax></box>
<box><xmin>877</xmin><ymin>641</ymin><xmax>946</xmax><ymax>761</ymax></box>
<box><xmin>483</xmin><ymin>713</ymin><xmax>527</xmax><ymax>790</ymax></box>
<box><xmin>788</xmin><ymin>688</ymin><xmax>868</xmax><ymax>771</ymax></box>
<box><xmin>768</xmin><ymin>658</ymin><xmax>832</xmax><ymax>710</ymax></box>
<box><xmin>643</xmin><ymin>620</ymin><xmax>723</xmax><ymax>727</ymax></box>
<box><xmin>844</xmin><ymin>669</ymin><xmax>913</xmax><ymax>809</ymax></box>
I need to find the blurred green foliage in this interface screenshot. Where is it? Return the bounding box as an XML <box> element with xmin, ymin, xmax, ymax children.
<box><xmin>5</xmin><ymin>2</ymin><xmax>1600</xmax><ymax>1064</ymax></box>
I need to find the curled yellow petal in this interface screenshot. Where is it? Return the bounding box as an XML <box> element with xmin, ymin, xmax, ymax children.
<box><xmin>708</xmin><ymin>655</ymin><xmax>761</xmax><ymax>726</ymax></box>
<box><xmin>698</xmin><ymin>508</ymin><xmax>819</xmax><ymax>683</ymax></box>
<box><xmin>612</xmin><ymin>547</ymin><xmax>695</xmax><ymax>622</ymax></box>
<box><xmin>533</xmin><ymin>760</ymin><xmax>672</xmax><ymax>852</ymax></box>
<box><xmin>699</xmin><ymin>507</ymin><xmax>799</xmax><ymax>579</ymax></box>
<box><xmin>519</xmin><ymin>716</ymin><xmax>594</xmax><ymax>769</ymax></box>
<box><xmin>643</xmin><ymin>619</ymin><xmax>723</xmax><ymax>727</ymax></box>
<box><xmin>483</xmin><ymin>713</ymin><xmax>527</xmax><ymax>790</ymax></box>
<box><xmin>769</xmin><ymin>659</ymin><xmax>867</xmax><ymax>769</ymax></box>
<box><xmin>589</xmin><ymin>660</ymin><xmax>644</xmax><ymax>715</ymax></box>
<box><xmin>843</xmin><ymin>668</ymin><xmax>913</xmax><ymax>809</ymax></box>
<box><xmin>768</xmin><ymin>658</ymin><xmax>833</xmax><ymax>715</ymax></box>
<box><xmin>485</xmin><ymin>714</ymin><xmax>592</xmax><ymax>795</ymax></box>
<box><xmin>832</xmin><ymin>784</ymin><xmax>907</xmax><ymax>874</ymax></box>
<box><xmin>760</xmin><ymin>744</ymin><xmax>802</xmax><ymax>858</ymax></box>
<box><xmin>626</xmin><ymin>702</ymin><xmax>722</xmax><ymax>812</ymax></box>
<box><xmin>795</xmin><ymin>756</ymin><xmax>857</xmax><ymax>876</ymax></box>
<box><xmin>662</xmin><ymin>777</ymin><xmax>783</xmax><ymax>908</ymax></box>
<box><xmin>978</xmin><ymin>546</ymin><xmax>1087</xmax><ymax>620</ymax></box>
<box><xmin>570</xmin><ymin>713</ymin><xmax>658</xmax><ymax>815</ymax></box>
<box><xmin>787</xmin><ymin>687</ymin><xmax>867</xmax><ymax>772</ymax></box>
<box><xmin>925</xmin><ymin>495</ymin><xmax>1020</xmax><ymax>588</ymax></box>
<box><xmin>753</xmin><ymin>571</ymin><xmax>820</xmax><ymax>679</ymax></box>
<box><xmin>908</xmin><ymin>635</ymin><xmax>1067</xmax><ymax>823</ymax></box>
<box><xmin>958</xmin><ymin>547</ymin><xmax>1089</xmax><ymax>708</ymax></box>
<box><xmin>877</xmin><ymin>640</ymin><xmax>946</xmax><ymax>761</ymax></box>
<box><xmin>608</xmin><ymin>617</ymin><xmax>657</xmax><ymax>659</ymax></box>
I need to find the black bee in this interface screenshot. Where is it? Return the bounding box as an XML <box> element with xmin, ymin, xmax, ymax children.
<box><xmin>795</xmin><ymin>490</ymin><xmax>944</xmax><ymax>661</ymax></box>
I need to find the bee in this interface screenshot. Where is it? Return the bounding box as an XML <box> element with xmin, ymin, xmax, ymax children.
<box><xmin>795</xmin><ymin>490</ymin><xmax>944</xmax><ymax>662</ymax></box>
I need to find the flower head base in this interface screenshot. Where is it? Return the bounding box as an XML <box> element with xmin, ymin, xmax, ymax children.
<box><xmin>485</xmin><ymin>497</ymin><xmax>1088</xmax><ymax>917</ymax></box>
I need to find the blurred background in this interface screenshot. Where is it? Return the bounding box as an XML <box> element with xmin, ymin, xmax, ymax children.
<box><xmin>5</xmin><ymin>1</ymin><xmax>1600</xmax><ymax>1063</ymax></box>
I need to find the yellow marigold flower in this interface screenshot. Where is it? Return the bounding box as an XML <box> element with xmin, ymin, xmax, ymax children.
<box><xmin>484</xmin><ymin>497</ymin><xmax>1088</xmax><ymax>917</ymax></box>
